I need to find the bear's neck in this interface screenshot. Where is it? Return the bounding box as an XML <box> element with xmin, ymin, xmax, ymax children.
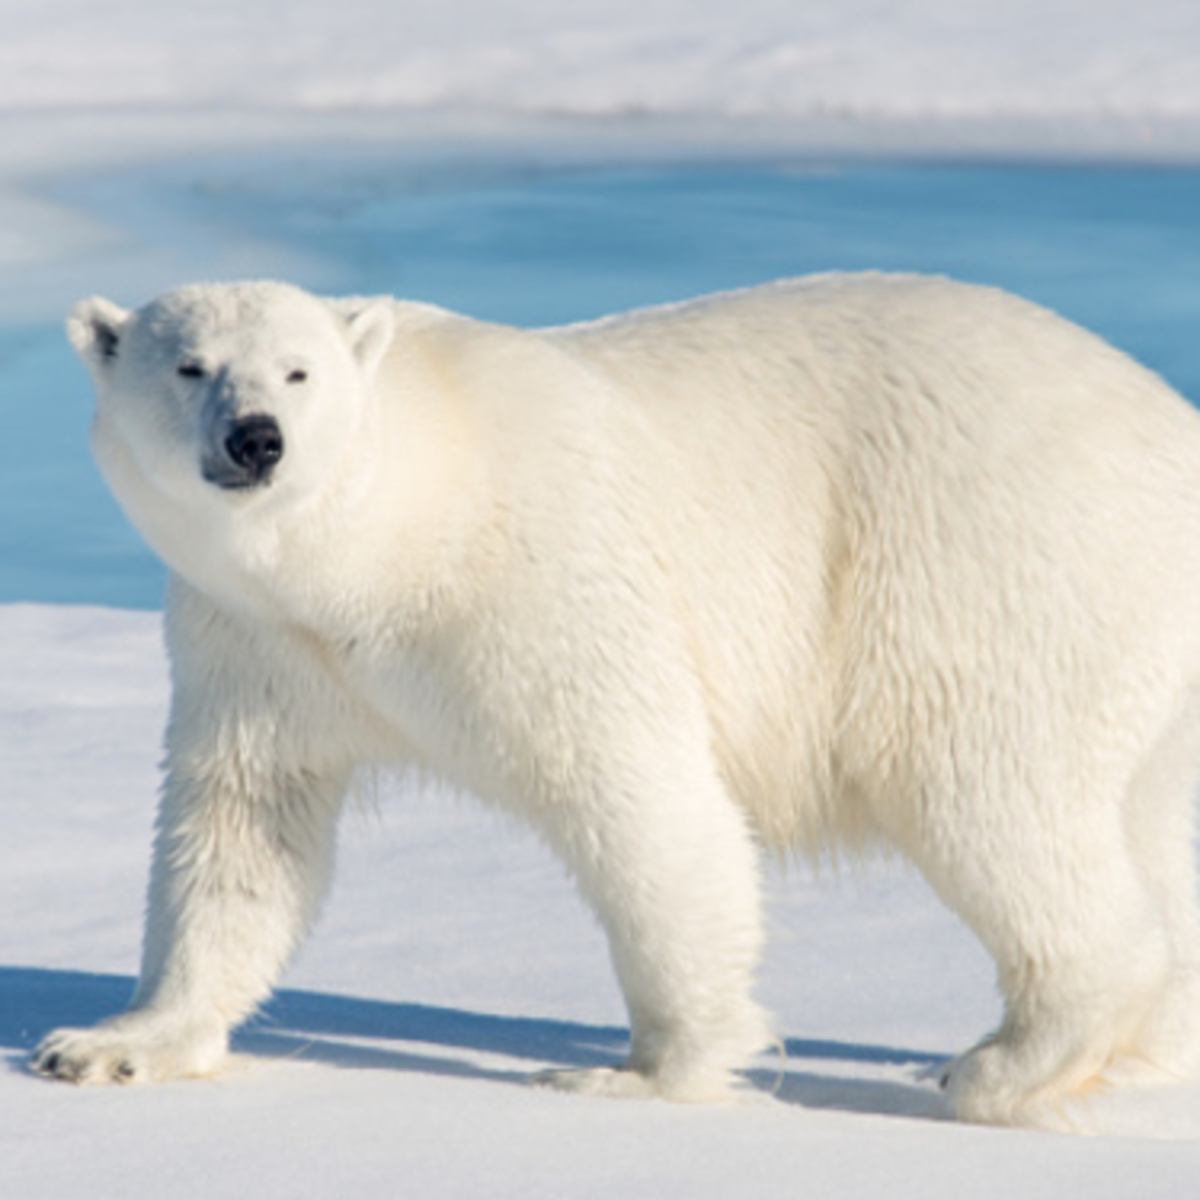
<box><xmin>230</xmin><ymin>400</ymin><xmax>500</xmax><ymax>650</ymax></box>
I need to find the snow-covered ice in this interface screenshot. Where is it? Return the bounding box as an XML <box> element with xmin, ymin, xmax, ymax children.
<box><xmin>4</xmin><ymin>0</ymin><xmax>1200</xmax><ymax>131</ymax></box>
<box><xmin>5</xmin><ymin>1</ymin><xmax>1200</xmax><ymax>1196</ymax></box>
<box><xmin>7</xmin><ymin>607</ymin><xmax>1200</xmax><ymax>1200</ymax></box>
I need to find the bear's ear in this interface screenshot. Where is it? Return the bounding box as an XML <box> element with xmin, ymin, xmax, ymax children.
<box><xmin>345</xmin><ymin>300</ymin><xmax>396</xmax><ymax>379</ymax></box>
<box><xmin>67</xmin><ymin>297</ymin><xmax>131</xmax><ymax>371</ymax></box>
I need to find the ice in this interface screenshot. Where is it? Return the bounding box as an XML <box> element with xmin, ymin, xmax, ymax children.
<box><xmin>2</xmin><ymin>0</ymin><xmax>1200</xmax><ymax>130</ymax></box>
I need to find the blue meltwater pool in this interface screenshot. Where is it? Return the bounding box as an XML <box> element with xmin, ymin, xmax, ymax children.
<box><xmin>4</xmin><ymin>155</ymin><xmax>1200</xmax><ymax>608</ymax></box>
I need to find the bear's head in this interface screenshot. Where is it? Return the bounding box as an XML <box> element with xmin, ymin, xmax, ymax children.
<box><xmin>68</xmin><ymin>281</ymin><xmax>395</xmax><ymax>599</ymax></box>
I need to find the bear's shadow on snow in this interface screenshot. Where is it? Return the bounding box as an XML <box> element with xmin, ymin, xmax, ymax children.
<box><xmin>0</xmin><ymin>966</ymin><xmax>949</xmax><ymax>1120</ymax></box>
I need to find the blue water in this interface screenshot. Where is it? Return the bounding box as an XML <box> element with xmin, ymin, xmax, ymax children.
<box><xmin>6</xmin><ymin>155</ymin><xmax>1200</xmax><ymax>609</ymax></box>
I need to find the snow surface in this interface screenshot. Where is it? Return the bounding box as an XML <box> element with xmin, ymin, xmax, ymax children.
<box><xmin>8</xmin><ymin>607</ymin><xmax>1200</xmax><ymax>1200</ymax></box>
<box><xmin>3</xmin><ymin>0</ymin><xmax>1200</xmax><ymax>127</ymax></box>
<box><xmin>5</xmin><ymin>1</ymin><xmax>1200</xmax><ymax>1196</ymax></box>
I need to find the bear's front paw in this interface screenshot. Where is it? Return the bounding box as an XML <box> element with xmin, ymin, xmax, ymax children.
<box><xmin>533</xmin><ymin>1065</ymin><xmax>659</xmax><ymax>1099</ymax></box>
<box><xmin>533</xmin><ymin>1062</ymin><xmax>741</xmax><ymax>1103</ymax></box>
<box><xmin>32</xmin><ymin>1017</ymin><xmax>226</xmax><ymax>1085</ymax></box>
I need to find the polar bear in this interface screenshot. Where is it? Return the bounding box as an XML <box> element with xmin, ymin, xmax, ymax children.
<box><xmin>33</xmin><ymin>273</ymin><xmax>1200</xmax><ymax>1126</ymax></box>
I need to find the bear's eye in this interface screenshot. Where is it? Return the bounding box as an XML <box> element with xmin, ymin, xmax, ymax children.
<box><xmin>177</xmin><ymin>361</ymin><xmax>205</xmax><ymax>380</ymax></box>
<box><xmin>286</xmin><ymin>369</ymin><xmax>308</xmax><ymax>385</ymax></box>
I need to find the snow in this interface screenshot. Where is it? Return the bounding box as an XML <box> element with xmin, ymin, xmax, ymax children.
<box><xmin>5</xmin><ymin>0</ymin><xmax>1200</xmax><ymax>1195</ymax></box>
<box><xmin>7</xmin><ymin>608</ymin><xmax>1200</xmax><ymax>1199</ymax></box>
<box><xmin>3</xmin><ymin>0</ymin><xmax>1200</xmax><ymax>128</ymax></box>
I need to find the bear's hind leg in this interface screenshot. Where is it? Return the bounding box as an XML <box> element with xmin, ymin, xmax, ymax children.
<box><xmin>1111</xmin><ymin>692</ymin><xmax>1200</xmax><ymax>1085</ymax></box>
<box><xmin>911</xmin><ymin>790</ymin><xmax>1172</xmax><ymax>1126</ymax></box>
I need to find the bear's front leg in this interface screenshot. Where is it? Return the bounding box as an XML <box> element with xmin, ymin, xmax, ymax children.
<box><xmin>533</xmin><ymin>751</ymin><xmax>772</xmax><ymax>1102</ymax></box>
<box><xmin>34</xmin><ymin>754</ymin><xmax>347</xmax><ymax>1084</ymax></box>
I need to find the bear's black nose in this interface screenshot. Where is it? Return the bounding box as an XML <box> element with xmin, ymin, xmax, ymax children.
<box><xmin>224</xmin><ymin>414</ymin><xmax>284</xmax><ymax>481</ymax></box>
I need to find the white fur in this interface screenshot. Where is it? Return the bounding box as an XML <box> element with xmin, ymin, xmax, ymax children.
<box><xmin>36</xmin><ymin>274</ymin><xmax>1200</xmax><ymax>1126</ymax></box>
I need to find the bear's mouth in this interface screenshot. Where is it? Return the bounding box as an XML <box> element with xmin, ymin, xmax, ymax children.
<box><xmin>202</xmin><ymin>463</ymin><xmax>275</xmax><ymax>491</ymax></box>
